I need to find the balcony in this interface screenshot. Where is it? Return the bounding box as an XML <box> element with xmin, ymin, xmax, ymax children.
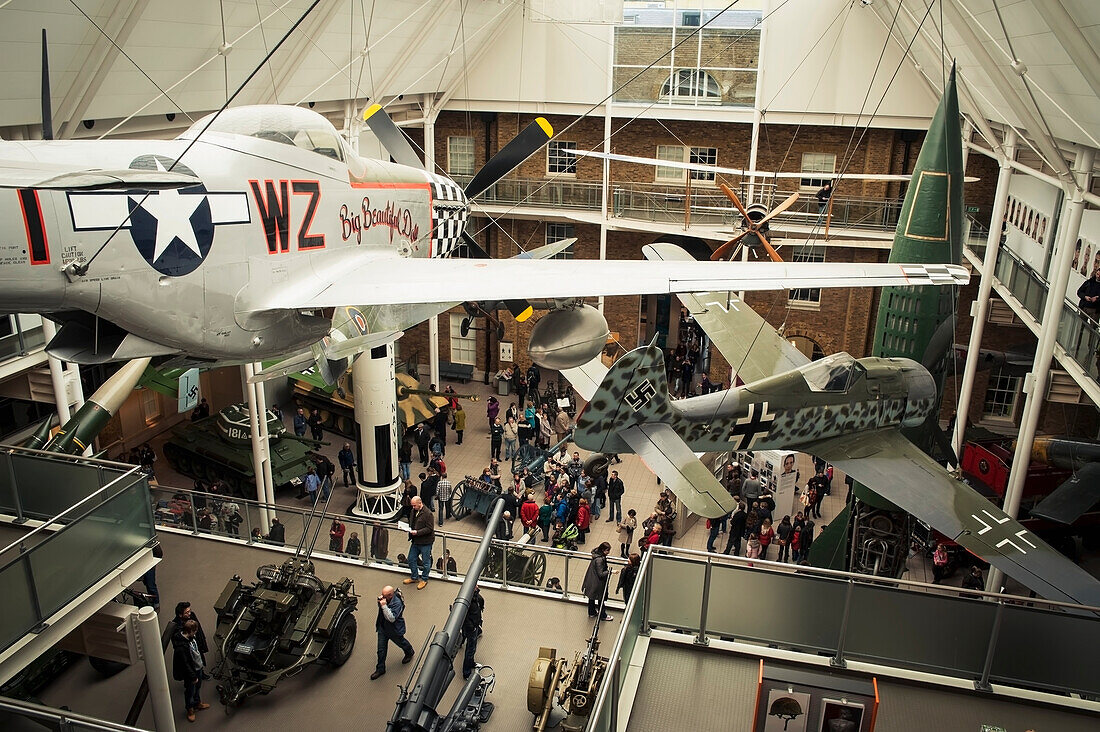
<box><xmin>0</xmin><ymin>447</ymin><xmax>156</xmax><ymax>680</ymax></box>
<box><xmin>461</xmin><ymin>174</ymin><xmax>905</xmax><ymax>238</ymax></box>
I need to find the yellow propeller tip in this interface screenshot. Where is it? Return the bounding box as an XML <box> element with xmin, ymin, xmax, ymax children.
<box><xmin>535</xmin><ymin>117</ymin><xmax>553</xmax><ymax>138</ymax></box>
<box><xmin>363</xmin><ymin>103</ymin><xmax>382</xmax><ymax>121</ymax></box>
<box><xmin>515</xmin><ymin>306</ymin><xmax>534</xmax><ymax>322</ymax></box>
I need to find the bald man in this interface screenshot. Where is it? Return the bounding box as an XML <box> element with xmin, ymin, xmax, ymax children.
<box><xmin>371</xmin><ymin>585</ymin><xmax>414</xmax><ymax>680</ymax></box>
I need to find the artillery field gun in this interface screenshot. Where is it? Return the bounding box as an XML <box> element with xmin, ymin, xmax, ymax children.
<box><xmin>210</xmin><ymin>493</ymin><xmax>358</xmax><ymax>708</ymax></box>
<box><xmin>527</xmin><ymin>580</ymin><xmax>612</xmax><ymax>730</ymax></box>
<box><xmin>386</xmin><ymin>499</ymin><xmax>506</xmax><ymax>732</ymax></box>
<box><xmin>163</xmin><ymin>403</ymin><xmax>325</xmax><ymax>496</ymax></box>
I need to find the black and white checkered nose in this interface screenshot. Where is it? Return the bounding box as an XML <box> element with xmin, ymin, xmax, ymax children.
<box><xmin>429</xmin><ymin>175</ymin><xmax>468</xmax><ymax>258</ymax></box>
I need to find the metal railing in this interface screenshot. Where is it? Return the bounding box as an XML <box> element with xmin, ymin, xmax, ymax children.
<box><xmin>987</xmin><ymin>244</ymin><xmax>1100</xmax><ymax>379</ymax></box>
<box><xmin>588</xmin><ymin>544</ymin><xmax>1100</xmax><ymax>727</ymax></box>
<box><xmin>0</xmin><ymin>695</ymin><xmax>148</xmax><ymax>732</ymax></box>
<box><xmin>149</xmin><ymin>484</ymin><xmax>629</xmax><ymax>603</ymax></box>
<box><xmin>459</xmin><ymin>173</ymin><xmax>909</xmax><ymax>235</ymax></box>
<box><xmin>0</xmin><ymin>316</ymin><xmax>45</xmax><ymax>363</ymax></box>
<box><xmin>0</xmin><ymin>447</ymin><xmax>155</xmax><ymax>653</ymax></box>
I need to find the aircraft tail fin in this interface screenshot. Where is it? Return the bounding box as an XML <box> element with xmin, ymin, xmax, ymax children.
<box><xmin>575</xmin><ymin>340</ymin><xmax>670</xmax><ymax>454</ymax></box>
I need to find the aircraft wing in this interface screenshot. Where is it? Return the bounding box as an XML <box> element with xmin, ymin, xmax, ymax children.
<box><xmin>251</xmin><ymin>251</ymin><xmax>969</xmax><ymax>312</ymax></box>
<box><xmin>0</xmin><ymin>160</ymin><xmax>199</xmax><ymax>190</ymax></box>
<box><xmin>560</xmin><ymin>356</ymin><xmax>609</xmax><ymax>402</ymax></box>
<box><xmin>808</xmin><ymin>429</ymin><xmax>1100</xmax><ymax>608</ymax></box>
<box><xmin>620</xmin><ymin>423</ymin><xmax>737</xmax><ymax>519</ymax></box>
<box><xmin>643</xmin><ymin>242</ymin><xmax>811</xmax><ymax>383</ymax></box>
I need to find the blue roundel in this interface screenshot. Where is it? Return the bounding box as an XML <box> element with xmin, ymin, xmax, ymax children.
<box><xmin>127</xmin><ymin>185</ymin><xmax>214</xmax><ymax>277</ymax></box>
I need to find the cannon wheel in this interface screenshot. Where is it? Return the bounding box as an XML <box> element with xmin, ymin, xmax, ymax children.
<box><xmin>324</xmin><ymin>613</ymin><xmax>357</xmax><ymax>666</ymax></box>
<box><xmin>451</xmin><ymin>480</ymin><xmax>471</xmax><ymax>520</ymax></box>
<box><xmin>524</xmin><ymin>551</ymin><xmax>547</xmax><ymax>587</ymax></box>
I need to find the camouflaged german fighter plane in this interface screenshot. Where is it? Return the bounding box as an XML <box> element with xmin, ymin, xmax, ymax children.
<box><xmin>570</xmin><ymin>242</ymin><xmax>1100</xmax><ymax>608</ymax></box>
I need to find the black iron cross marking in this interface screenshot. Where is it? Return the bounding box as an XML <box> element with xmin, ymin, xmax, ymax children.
<box><xmin>728</xmin><ymin>401</ymin><xmax>776</xmax><ymax>450</ymax></box>
<box><xmin>625</xmin><ymin>379</ymin><xmax>657</xmax><ymax>411</ymax></box>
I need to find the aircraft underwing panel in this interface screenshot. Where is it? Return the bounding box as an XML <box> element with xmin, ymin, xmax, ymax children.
<box><xmin>620</xmin><ymin>423</ymin><xmax>737</xmax><ymax>519</ymax></box>
<box><xmin>809</xmin><ymin>429</ymin><xmax>1100</xmax><ymax>609</ymax></box>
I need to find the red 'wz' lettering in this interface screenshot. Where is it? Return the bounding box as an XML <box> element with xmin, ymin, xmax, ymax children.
<box><xmin>249</xmin><ymin>179</ymin><xmax>325</xmax><ymax>253</ymax></box>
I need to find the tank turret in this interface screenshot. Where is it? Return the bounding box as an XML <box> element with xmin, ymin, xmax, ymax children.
<box><xmin>162</xmin><ymin>403</ymin><xmax>326</xmax><ymax>496</ymax></box>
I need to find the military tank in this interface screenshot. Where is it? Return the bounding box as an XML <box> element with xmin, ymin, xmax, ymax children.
<box><xmin>292</xmin><ymin>366</ymin><xmax>478</xmax><ymax>439</ymax></box>
<box><xmin>162</xmin><ymin>404</ymin><xmax>324</xmax><ymax>496</ymax></box>
<box><xmin>210</xmin><ymin>504</ymin><xmax>358</xmax><ymax>708</ymax></box>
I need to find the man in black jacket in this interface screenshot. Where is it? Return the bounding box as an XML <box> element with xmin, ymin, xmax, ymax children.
<box><xmin>170</xmin><ymin>605</ymin><xmax>209</xmax><ymax>722</ymax></box>
<box><xmin>605</xmin><ymin>470</ymin><xmax>625</xmax><ymax>522</ymax></box>
<box><xmin>723</xmin><ymin>501</ymin><xmax>748</xmax><ymax>556</ymax></box>
<box><xmin>1078</xmin><ymin>267</ymin><xmax>1100</xmax><ymax>320</ymax></box>
<box><xmin>461</xmin><ymin>586</ymin><xmax>485</xmax><ymax>680</ymax></box>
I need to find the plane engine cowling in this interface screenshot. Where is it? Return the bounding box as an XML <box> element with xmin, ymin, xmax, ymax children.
<box><xmin>527</xmin><ymin>304</ymin><xmax>610</xmax><ymax>370</ymax></box>
<box><xmin>901</xmin><ymin>360</ymin><xmax>937</xmax><ymax>428</ymax></box>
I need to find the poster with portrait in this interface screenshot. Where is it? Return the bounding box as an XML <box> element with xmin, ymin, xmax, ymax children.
<box><xmin>818</xmin><ymin>699</ymin><xmax>865</xmax><ymax>732</ymax></box>
<box><xmin>1064</xmin><ymin>208</ymin><xmax>1100</xmax><ymax>304</ymax></box>
<box><xmin>764</xmin><ymin>689</ymin><xmax>811</xmax><ymax>732</ymax></box>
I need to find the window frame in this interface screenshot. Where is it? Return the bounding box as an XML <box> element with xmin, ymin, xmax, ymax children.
<box><xmin>546</xmin><ymin>140</ymin><xmax>578</xmax><ymax>177</ymax></box>
<box><xmin>449</xmin><ymin>313</ymin><xmax>477</xmax><ymax>366</ymax></box>
<box><xmin>788</xmin><ymin>248</ymin><xmax>825</xmax><ymax>307</ymax></box>
<box><xmin>447</xmin><ymin>135</ymin><xmax>475</xmax><ymax>177</ymax></box>
<box><xmin>982</xmin><ymin>369</ymin><xmax>1022</xmax><ymax>423</ymax></box>
<box><xmin>800</xmin><ymin>152</ymin><xmax>836</xmax><ymax>190</ymax></box>
<box><xmin>545</xmin><ymin>222</ymin><xmax>576</xmax><ymax>259</ymax></box>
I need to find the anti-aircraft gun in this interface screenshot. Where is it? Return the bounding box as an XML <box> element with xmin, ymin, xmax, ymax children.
<box><xmin>209</xmin><ymin>491</ymin><xmax>358</xmax><ymax>708</ymax></box>
<box><xmin>527</xmin><ymin>576</ymin><xmax>612</xmax><ymax>731</ymax></box>
<box><xmin>387</xmin><ymin>498</ymin><xmax>506</xmax><ymax>732</ymax></box>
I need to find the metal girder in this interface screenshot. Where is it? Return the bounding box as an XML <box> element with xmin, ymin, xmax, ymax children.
<box><xmin>55</xmin><ymin>0</ymin><xmax>150</xmax><ymax>139</ymax></box>
<box><xmin>244</xmin><ymin>0</ymin><xmax>345</xmax><ymax>106</ymax></box>
<box><xmin>942</xmin><ymin>0</ymin><xmax>1074</xmax><ymax>182</ymax></box>
<box><xmin>369</xmin><ymin>0</ymin><xmax>459</xmax><ymax>104</ymax></box>
<box><xmin>435</xmin><ymin>3</ymin><xmax>521</xmax><ymax>111</ymax></box>
<box><xmin>1031</xmin><ymin>0</ymin><xmax>1100</xmax><ymax>102</ymax></box>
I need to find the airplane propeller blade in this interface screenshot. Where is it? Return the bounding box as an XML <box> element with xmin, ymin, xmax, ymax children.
<box><xmin>755</xmin><ymin>230</ymin><xmax>784</xmax><ymax>263</ymax></box>
<box><xmin>710</xmin><ymin>231</ymin><xmax>747</xmax><ymax>261</ymax></box>
<box><xmin>758</xmin><ymin>191</ymin><xmax>800</xmax><ymax>226</ymax></box>
<box><xmin>717</xmin><ymin>182</ymin><xmax>751</xmax><ymax>221</ymax></box>
<box><xmin>465</xmin><ymin>117</ymin><xmax>553</xmax><ymax>199</ymax></box>
<box><xmin>458</xmin><ymin>232</ymin><xmax>533</xmax><ymax>321</ymax></box>
<box><xmin>362</xmin><ymin>103</ymin><xmax>423</xmax><ymax>169</ymax></box>
<box><xmin>41</xmin><ymin>29</ymin><xmax>53</xmax><ymax>140</ymax></box>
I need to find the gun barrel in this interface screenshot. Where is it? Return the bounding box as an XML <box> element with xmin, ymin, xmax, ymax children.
<box><xmin>388</xmin><ymin>497</ymin><xmax>506</xmax><ymax>731</ymax></box>
<box><xmin>1029</xmin><ymin>437</ymin><xmax>1100</xmax><ymax>470</ymax></box>
<box><xmin>527</xmin><ymin>431</ymin><xmax>574</xmax><ymax>474</ymax></box>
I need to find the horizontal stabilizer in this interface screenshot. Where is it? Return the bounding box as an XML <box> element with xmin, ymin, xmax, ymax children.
<box><xmin>1030</xmin><ymin>463</ymin><xmax>1100</xmax><ymax>525</ymax></box>
<box><xmin>248</xmin><ymin>330</ymin><xmax>403</xmax><ymax>384</ymax></box>
<box><xmin>620</xmin><ymin>423</ymin><xmax>737</xmax><ymax>519</ymax></box>
<box><xmin>0</xmin><ymin>160</ymin><xmax>199</xmax><ymax>190</ymax></box>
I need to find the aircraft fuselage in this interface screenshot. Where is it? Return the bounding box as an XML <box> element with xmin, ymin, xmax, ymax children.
<box><xmin>0</xmin><ymin>106</ymin><xmax>464</xmax><ymax>363</ymax></box>
<box><xmin>575</xmin><ymin>345</ymin><xmax>937</xmax><ymax>456</ymax></box>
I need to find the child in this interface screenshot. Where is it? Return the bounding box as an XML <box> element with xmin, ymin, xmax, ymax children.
<box><xmin>746</xmin><ymin>532</ymin><xmax>761</xmax><ymax>560</ymax></box>
<box><xmin>758</xmin><ymin>518</ymin><xmax>774</xmax><ymax>561</ymax></box>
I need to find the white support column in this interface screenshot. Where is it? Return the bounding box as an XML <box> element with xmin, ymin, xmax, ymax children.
<box><xmin>253</xmin><ymin>363</ymin><xmax>276</xmax><ymax>530</ymax></box>
<box><xmin>598</xmin><ymin>25</ymin><xmax>614</xmax><ymax>314</ymax></box>
<box><xmin>746</xmin><ymin>0</ymin><xmax>769</xmax><ymax>205</ymax></box>
<box><xmin>39</xmin><ymin>319</ymin><xmax>71</xmax><ymax>426</ymax></box>
<box><xmin>242</xmin><ymin>363</ymin><xmax>272</xmax><ymax>530</ymax></box>
<box><xmin>136</xmin><ymin>606</ymin><xmax>175</xmax><ymax>732</ymax></box>
<box><xmin>424</xmin><ymin>94</ymin><xmax>441</xmax><ymax>387</ymax></box>
<box><xmin>986</xmin><ymin>145</ymin><xmax>1095</xmax><ymax>594</ymax></box>
<box><xmin>952</xmin><ymin>131</ymin><xmax>1016</xmax><ymax>462</ymax></box>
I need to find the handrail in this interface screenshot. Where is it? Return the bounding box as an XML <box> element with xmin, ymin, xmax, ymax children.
<box><xmin>0</xmin><ymin>694</ymin><xmax>148</xmax><ymax>732</ymax></box>
<box><xmin>587</xmin><ymin>548</ymin><xmax>652</xmax><ymax>729</ymax></box>
<box><xmin>648</xmin><ymin>543</ymin><xmax>1100</xmax><ymax>616</ymax></box>
<box><xmin>0</xmin><ymin>448</ymin><xmax>144</xmax><ymax>559</ymax></box>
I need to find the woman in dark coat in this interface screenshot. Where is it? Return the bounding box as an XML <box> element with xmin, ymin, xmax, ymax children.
<box><xmin>582</xmin><ymin>542</ymin><xmax>614</xmax><ymax>621</ymax></box>
<box><xmin>616</xmin><ymin>553</ymin><xmax>641</xmax><ymax>602</ymax></box>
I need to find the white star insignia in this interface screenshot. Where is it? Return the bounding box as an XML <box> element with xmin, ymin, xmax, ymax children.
<box><xmin>134</xmin><ymin>188</ymin><xmax>205</xmax><ymax>263</ymax></box>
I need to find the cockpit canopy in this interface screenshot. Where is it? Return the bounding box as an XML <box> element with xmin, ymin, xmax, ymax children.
<box><xmin>179</xmin><ymin>105</ymin><xmax>346</xmax><ymax>161</ymax></box>
<box><xmin>800</xmin><ymin>353</ymin><xmax>865</xmax><ymax>392</ymax></box>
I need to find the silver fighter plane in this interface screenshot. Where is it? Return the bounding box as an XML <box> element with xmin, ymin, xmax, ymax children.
<box><xmin>571</xmin><ymin>242</ymin><xmax>1100</xmax><ymax>608</ymax></box>
<box><xmin>0</xmin><ymin>103</ymin><xmax>970</xmax><ymax>372</ymax></box>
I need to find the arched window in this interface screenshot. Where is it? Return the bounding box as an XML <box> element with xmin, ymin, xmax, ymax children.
<box><xmin>660</xmin><ymin>69</ymin><xmax>721</xmax><ymax>103</ymax></box>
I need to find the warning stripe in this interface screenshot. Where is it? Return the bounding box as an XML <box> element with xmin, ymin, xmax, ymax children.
<box><xmin>18</xmin><ymin>189</ymin><xmax>50</xmax><ymax>265</ymax></box>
